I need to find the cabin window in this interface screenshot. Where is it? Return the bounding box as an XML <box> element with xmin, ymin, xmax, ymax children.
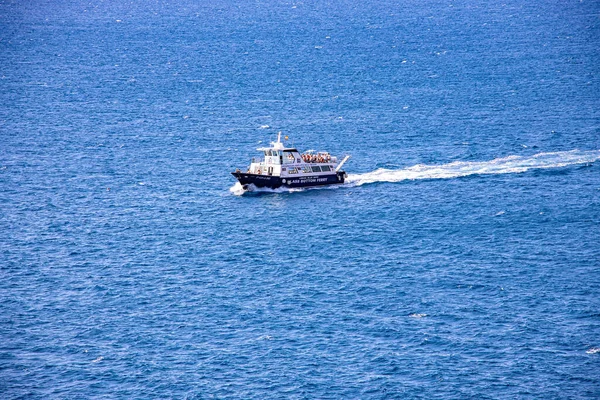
<box><xmin>302</xmin><ymin>166</ymin><xmax>312</xmax><ymax>173</ymax></box>
<box><xmin>288</xmin><ymin>168</ymin><xmax>298</xmax><ymax>174</ymax></box>
<box><xmin>321</xmin><ymin>165</ymin><xmax>331</xmax><ymax>172</ymax></box>
<box><xmin>311</xmin><ymin>166</ymin><xmax>322</xmax><ymax>173</ymax></box>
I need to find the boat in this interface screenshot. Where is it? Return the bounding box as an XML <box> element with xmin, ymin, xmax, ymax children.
<box><xmin>231</xmin><ymin>132</ymin><xmax>350</xmax><ymax>190</ymax></box>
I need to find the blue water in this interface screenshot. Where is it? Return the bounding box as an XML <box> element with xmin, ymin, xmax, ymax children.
<box><xmin>1</xmin><ymin>0</ymin><xmax>599</xmax><ymax>398</ymax></box>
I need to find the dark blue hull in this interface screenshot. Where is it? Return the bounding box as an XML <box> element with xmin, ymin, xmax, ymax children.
<box><xmin>232</xmin><ymin>171</ymin><xmax>346</xmax><ymax>190</ymax></box>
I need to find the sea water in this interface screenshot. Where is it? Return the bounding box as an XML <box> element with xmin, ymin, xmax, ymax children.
<box><xmin>1</xmin><ymin>0</ymin><xmax>599</xmax><ymax>398</ymax></box>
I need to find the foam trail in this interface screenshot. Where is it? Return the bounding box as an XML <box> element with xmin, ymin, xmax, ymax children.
<box><xmin>229</xmin><ymin>182</ymin><xmax>315</xmax><ymax>196</ymax></box>
<box><xmin>229</xmin><ymin>182</ymin><xmax>246</xmax><ymax>196</ymax></box>
<box><xmin>229</xmin><ymin>182</ymin><xmax>289</xmax><ymax>196</ymax></box>
<box><xmin>347</xmin><ymin>150</ymin><xmax>600</xmax><ymax>186</ymax></box>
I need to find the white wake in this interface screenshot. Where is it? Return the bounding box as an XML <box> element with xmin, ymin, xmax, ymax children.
<box><xmin>347</xmin><ymin>150</ymin><xmax>600</xmax><ymax>186</ymax></box>
<box><xmin>229</xmin><ymin>181</ymin><xmax>342</xmax><ymax>196</ymax></box>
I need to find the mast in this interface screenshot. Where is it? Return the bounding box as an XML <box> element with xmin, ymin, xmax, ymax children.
<box><xmin>272</xmin><ymin>131</ymin><xmax>285</xmax><ymax>150</ymax></box>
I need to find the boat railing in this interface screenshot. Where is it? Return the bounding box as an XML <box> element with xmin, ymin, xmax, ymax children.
<box><xmin>301</xmin><ymin>158</ymin><xmax>334</xmax><ymax>164</ymax></box>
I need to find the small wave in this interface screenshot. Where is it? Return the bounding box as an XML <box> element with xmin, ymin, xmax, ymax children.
<box><xmin>92</xmin><ymin>356</ymin><xmax>104</xmax><ymax>363</ymax></box>
<box><xmin>409</xmin><ymin>313</ymin><xmax>427</xmax><ymax>318</ymax></box>
<box><xmin>346</xmin><ymin>149</ymin><xmax>600</xmax><ymax>186</ymax></box>
<box><xmin>229</xmin><ymin>182</ymin><xmax>246</xmax><ymax>196</ymax></box>
<box><xmin>586</xmin><ymin>347</ymin><xmax>600</xmax><ymax>354</ymax></box>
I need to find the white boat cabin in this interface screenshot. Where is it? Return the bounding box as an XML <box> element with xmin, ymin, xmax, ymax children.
<box><xmin>246</xmin><ymin>133</ymin><xmax>339</xmax><ymax>177</ymax></box>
